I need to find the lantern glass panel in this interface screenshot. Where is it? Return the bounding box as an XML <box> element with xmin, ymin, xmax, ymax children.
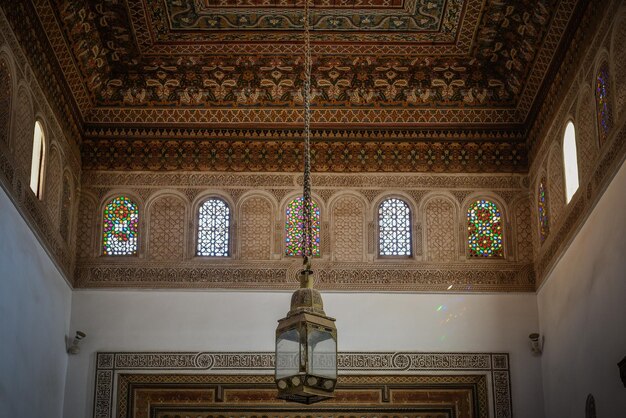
<box><xmin>307</xmin><ymin>327</ymin><xmax>336</xmax><ymax>379</ymax></box>
<box><xmin>276</xmin><ymin>328</ymin><xmax>301</xmax><ymax>379</ymax></box>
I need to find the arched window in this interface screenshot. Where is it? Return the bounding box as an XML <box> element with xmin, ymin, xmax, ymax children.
<box><xmin>197</xmin><ymin>198</ymin><xmax>231</xmax><ymax>257</ymax></box>
<box><xmin>595</xmin><ymin>61</ymin><xmax>613</xmax><ymax>147</ymax></box>
<box><xmin>538</xmin><ymin>178</ymin><xmax>550</xmax><ymax>242</ymax></box>
<box><xmin>378</xmin><ymin>198</ymin><xmax>412</xmax><ymax>256</ymax></box>
<box><xmin>29</xmin><ymin>120</ymin><xmax>45</xmax><ymax>198</ymax></box>
<box><xmin>467</xmin><ymin>199</ymin><xmax>503</xmax><ymax>258</ymax></box>
<box><xmin>563</xmin><ymin>121</ymin><xmax>579</xmax><ymax>203</ymax></box>
<box><xmin>102</xmin><ymin>196</ymin><xmax>138</xmax><ymax>255</ymax></box>
<box><xmin>285</xmin><ymin>197</ymin><xmax>320</xmax><ymax>257</ymax></box>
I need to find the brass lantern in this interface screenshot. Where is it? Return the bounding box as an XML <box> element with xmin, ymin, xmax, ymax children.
<box><xmin>275</xmin><ymin>0</ymin><xmax>337</xmax><ymax>404</ymax></box>
<box><xmin>275</xmin><ymin>258</ymin><xmax>337</xmax><ymax>404</ymax></box>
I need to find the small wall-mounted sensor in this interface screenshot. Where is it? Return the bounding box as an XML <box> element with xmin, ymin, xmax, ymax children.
<box><xmin>67</xmin><ymin>331</ymin><xmax>86</xmax><ymax>354</ymax></box>
<box><xmin>529</xmin><ymin>333</ymin><xmax>543</xmax><ymax>355</ymax></box>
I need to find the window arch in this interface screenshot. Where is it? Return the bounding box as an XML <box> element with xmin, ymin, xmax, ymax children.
<box><xmin>285</xmin><ymin>197</ymin><xmax>320</xmax><ymax>257</ymax></box>
<box><xmin>563</xmin><ymin>121</ymin><xmax>579</xmax><ymax>203</ymax></box>
<box><xmin>102</xmin><ymin>196</ymin><xmax>139</xmax><ymax>256</ymax></box>
<box><xmin>197</xmin><ymin>198</ymin><xmax>231</xmax><ymax>257</ymax></box>
<box><xmin>29</xmin><ymin>120</ymin><xmax>46</xmax><ymax>198</ymax></box>
<box><xmin>595</xmin><ymin>61</ymin><xmax>613</xmax><ymax>147</ymax></box>
<box><xmin>467</xmin><ymin>199</ymin><xmax>503</xmax><ymax>258</ymax></box>
<box><xmin>538</xmin><ymin>178</ymin><xmax>550</xmax><ymax>242</ymax></box>
<box><xmin>378</xmin><ymin>197</ymin><xmax>412</xmax><ymax>256</ymax></box>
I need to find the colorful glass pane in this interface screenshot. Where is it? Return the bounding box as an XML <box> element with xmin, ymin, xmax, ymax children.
<box><xmin>467</xmin><ymin>200</ymin><xmax>503</xmax><ymax>258</ymax></box>
<box><xmin>595</xmin><ymin>62</ymin><xmax>613</xmax><ymax>147</ymax></box>
<box><xmin>378</xmin><ymin>198</ymin><xmax>412</xmax><ymax>256</ymax></box>
<box><xmin>538</xmin><ymin>178</ymin><xmax>550</xmax><ymax>242</ymax></box>
<box><xmin>103</xmin><ymin>196</ymin><xmax>138</xmax><ymax>255</ymax></box>
<box><xmin>197</xmin><ymin>198</ymin><xmax>230</xmax><ymax>256</ymax></box>
<box><xmin>285</xmin><ymin>197</ymin><xmax>320</xmax><ymax>257</ymax></box>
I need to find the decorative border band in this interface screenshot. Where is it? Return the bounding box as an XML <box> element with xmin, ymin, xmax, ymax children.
<box><xmin>76</xmin><ymin>263</ymin><xmax>535</xmax><ymax>292</ymax></box>
<box><xmin>94</xmin><ymin>351</ymin><xmax>512</xmax><ymax>418</ymax></box>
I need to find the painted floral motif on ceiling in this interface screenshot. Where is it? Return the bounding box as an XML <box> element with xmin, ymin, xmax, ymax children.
<box><xmin>50</xmin><ymin>0</ymin><xmax>558</xmax><ymax>109</ymax></box>
<box><xmin>161</xmin><ymin>0</ymin><xmax>450</xmax><ymax>33</ymax></box>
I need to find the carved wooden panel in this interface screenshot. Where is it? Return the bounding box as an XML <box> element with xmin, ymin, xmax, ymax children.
<box><xmin>148</xmin><ymin>195</ymin><xmax>186</xmax><ymax>260</ymax></box>
<box><xmin>424</xmin><ymin>197</ymin><xmax>456</xmax><ymax>262</ymax></box>
<box><xmin>0</xmin><ymin>57</ymin><xmax>11</xmax><ymax>147</ymax></box>
<box><xmin>240</xmin><ymin>196</ymin><xmax>272</xmax><ymax>260</ymax></box>
<box><xmin>332</xmin><ymin>196</ymin><xmax>364</xmax><ymax>262</ymax></box>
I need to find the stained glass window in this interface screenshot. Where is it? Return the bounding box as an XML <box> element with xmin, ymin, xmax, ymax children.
<box><xmin>595</xmin><ymin>62</ymin><xmax>613</xmax><ymax>147</ymax></box>
<box><xmin>197</xmin><ymin>198</ymin><xmax>231</xmax><ymax>256</ymax></box>
<box><xmin>285</xmin><ymin>197</ymin><xmax>320</xmax><ymax>257</ymax></box>
<box><xmin>378</xmin><ymin>198</ymin><xmax>412</xmax><ymax>256</ymax></box>
<box><xmin>467</xmin><ymin>200</ymin><xmax>503</xmax><ymax>258</ymax></box>
<box><xmin>103</xmin><ymin>196</ymin><xmax>138</xmax><ymax>255</ymax></box>
<box><xmin>538</xmin><ymin>178</ymin><xmax>550</xmax><ymax>242</ymax></box>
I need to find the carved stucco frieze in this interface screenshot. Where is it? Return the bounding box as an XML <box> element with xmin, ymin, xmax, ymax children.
<box><xmin>76</xmin><ymin>170</ymin><xmax>534</xmax><ymax>291</ymax></box>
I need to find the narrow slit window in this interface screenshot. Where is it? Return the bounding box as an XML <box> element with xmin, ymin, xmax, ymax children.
<box><xmin>563</xmin><ymin>121</ymin><xmax>579</xmax><ymax>203</ymax></box>
<box><xmin>30</xmin><ymin>121</ymin><xmax>45</xmax><ymax>198</ymax></box>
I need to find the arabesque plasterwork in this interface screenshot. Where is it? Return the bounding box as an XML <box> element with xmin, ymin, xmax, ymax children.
<box><xmin>74</xmin><ymin>169</ymin><xmax>535</xmax><ymax>291</ymax></box>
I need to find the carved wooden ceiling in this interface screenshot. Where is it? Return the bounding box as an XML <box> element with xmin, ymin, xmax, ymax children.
<box><xmin>3</xmin><ymin>0</ymin><xmax>589</xmax><ymax>172</ymax></box>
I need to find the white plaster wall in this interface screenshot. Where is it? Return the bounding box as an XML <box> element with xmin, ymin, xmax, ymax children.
<box><xmin>64</xmin><ymin>290</ymin><xmax>543</xmax><ymax>418</ymax></box>
<box><xmin>0</xmin><ymin>188</ymin><xmax>72</xmax><ymax>418</ymax></box>
<box><xmin>538</xmin><ymin>160</ymin><xmax>626</xmax><ymax>417</ymax></box>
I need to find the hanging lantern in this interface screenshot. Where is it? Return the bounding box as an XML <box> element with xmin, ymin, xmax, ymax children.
<box><xmin>274</xmin><ymin>0</ymin><xmax>337</xmax><ymax>404</ymax></box>
<box><xmin>275</xmin><ymin>259</ymin><xmax>337</xmax><ymax>404</ymax></box>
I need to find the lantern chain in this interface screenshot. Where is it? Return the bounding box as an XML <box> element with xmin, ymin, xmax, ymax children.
<box><xmin>302</xmin><ymin>0</ymin><xmax>313</xmax><ymax>265</ymax></box>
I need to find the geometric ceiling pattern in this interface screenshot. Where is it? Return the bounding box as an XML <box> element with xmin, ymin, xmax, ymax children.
<box><xmin>2</xmin><ymin>0</ymin><xmax>588</xmax><ymax>172</ymax></box>
<box><xmin>40</xmin><ymin>0</ymin><xmax>582</xmax><ymax>125</ymax></box>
